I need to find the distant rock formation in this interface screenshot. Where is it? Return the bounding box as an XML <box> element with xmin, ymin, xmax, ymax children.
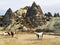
<box><xmin>2</xmin><ymin>8</ymin><xmax>15</xmax><ymax>26</ymax></box>
<box><xmin>26</xmin><ymin>2</ymin><xmax>43</xmax><ymax>17</ymax></box>
<box><xmin>0</xmin><ymin>2</ymin><xmax>47</xmax><ymax>31</ymax></box>
<box><xmin>0</xmin><ymin>2</ymin><xmax>60</xmax><ymax>33</ymax></box>
<box><xmin>15</xmin><ymin>6</ymin><xmax>29</xmax><ymax>16</ymax></box>
<box><xmin>25</xmin><ymin>2</ymin><xmax>45</xmax><ymax>27</ymax></box>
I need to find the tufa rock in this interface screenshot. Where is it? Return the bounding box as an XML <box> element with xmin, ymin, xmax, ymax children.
<box><xmin>25</xmin><ymin>2</ymin><xmax>45</xmax><ymax>27</ymax></box>
<box><xmin>15</xmin><ymin>6</ymin><xmax>29</xmax><ymax>16</ymax></box>
<box><xmin>3</xmin><ymin>8</ymin><xmax>15</xmax><ymax>26</ymax></box>
<box><xmin>0</xmin><ymin>2</ymin><xmax>47</xmax><ymax>31</ymax></box>
<box><xmin>26</xmin><ymin>2</ymin><xmax>43</xmax><ymax>17</ymax></box>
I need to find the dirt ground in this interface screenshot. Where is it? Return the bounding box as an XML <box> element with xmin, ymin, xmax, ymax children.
<box><xmin>0</xmin><ymin>32</ymin><xmax>60</xmax><ymax>45</ymax></box>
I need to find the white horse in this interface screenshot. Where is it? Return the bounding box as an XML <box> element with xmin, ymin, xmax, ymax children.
<box><xmin>3</xmin><ymin>32</ymin><xmax>10</xmax><ymax>36</ymax></box>
<box><xmin>34</xmin><ymin>32</ymin><xmax>44</xmax><ymax>39</ymax></box>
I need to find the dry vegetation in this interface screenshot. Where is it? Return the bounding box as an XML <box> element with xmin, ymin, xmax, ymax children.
<box><xmin>0</xmin><ymin>31</ymin><xmax>60</xmax><ymax>45</ymax></box>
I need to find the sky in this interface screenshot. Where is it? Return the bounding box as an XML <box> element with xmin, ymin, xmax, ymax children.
<box><xmin>0</xmin><ymin>0</ymin><xmax>60</xmax><ymax>15</ymax></box>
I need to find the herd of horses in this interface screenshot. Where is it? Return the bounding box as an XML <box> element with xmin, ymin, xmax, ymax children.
<box><xmin>2</xmin><ymin>31</ymin><xmax>44</xmax><ymax>39</ymax></box>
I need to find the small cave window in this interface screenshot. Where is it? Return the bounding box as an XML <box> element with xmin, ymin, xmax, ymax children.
<box><xmin>16</xmin><ymin>19</ymin><xmax>19</xmax><ymax>22</ymax></box>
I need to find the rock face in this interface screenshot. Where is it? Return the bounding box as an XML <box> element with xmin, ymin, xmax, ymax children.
<box><xmin>0</xmin><ymin>2</ymin><xmax>46</xmax><ymax>31</ymax></box>
<box><xmin>15</xmin><ymin>6</ymin><xmax>29</xmax><ymax>16</ymax></box>
<box><xmin>25</xmin><ymin>2</ymin><xmax>45</xmax><ymax>27</ymax></box>
<box><xmin>14</xmin><ymin>2</ymin><xmax>46</xmax><ymax>28</ymax></box>
<box><xmin>47</xmin><ymin>17</ymin><xmax>60</xmax><ymax>30</ymax></box>
<box><xmin>26</xmin><ymin>2</ymin><xmax>43</xmax><ymax>17</ymax></box>
<box><xmin>41</xmin><ymin>17</ymin><xmax>60</xmax><ymax>33</ymax></box>
<box><xmin>0</xmin><ymin>2</ymin><xmax>60</xmax><ymax>33</ymax></box>
<box><xmin>3</xmin><ymin>8</ymin><xmax>15</xmax><ymax>26</ymax></box>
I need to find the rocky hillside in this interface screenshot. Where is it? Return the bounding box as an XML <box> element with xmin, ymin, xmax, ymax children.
<box><xmin>46</xmin><ymin>17</ymin><xmax>60</xmax><ymax>30</ymax></box>
<box><xmin>0</xmin><ymin>2</ymin><xmax>60</xmax><ymax>32</ymax></box>
<box><xmin>26</xmin><ymin>2</ymin><xmax>43</xmax><ymax>17</ymax></box>
<box><xmin>15</xmin><ymin>6</ymin><xmax>29</xmax><ymax>16</ymax></box>
<box><xmin>0</xmin><ymin>2</ymin><xmax>46</xmax><ymax>31</ymax></box>
<box><xmin>22</xmin><ymin>2</ymin><xmax>46</xmax><ymax>27</ymax></box>
<box><xmin>3</xmin><ymin>8</ymin><xmax>15</xmax><ymax>26</ymax></box>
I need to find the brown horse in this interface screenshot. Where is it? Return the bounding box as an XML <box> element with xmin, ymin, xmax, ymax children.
<box><xmin>10</xmin><ymin>31</ymin><xmax>14</xmax><ymax>37</ymax></box>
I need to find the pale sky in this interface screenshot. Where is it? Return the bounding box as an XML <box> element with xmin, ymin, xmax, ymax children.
<box><xmin>0</xmin><ymin>0</ymin><xmax>60</xmax><ymax>15</ymax></box>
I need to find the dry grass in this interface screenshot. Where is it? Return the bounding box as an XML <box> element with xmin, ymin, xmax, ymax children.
<box><xmin>0</xmin><ymin>32</ymin><xmax>60</xmax><ymax>45</ymax></box>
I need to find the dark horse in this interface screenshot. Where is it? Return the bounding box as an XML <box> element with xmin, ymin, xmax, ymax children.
<box><xmin>10</xmin><ymin>31</ymin><xmax>14</xmax><ymax>37</ymax></box>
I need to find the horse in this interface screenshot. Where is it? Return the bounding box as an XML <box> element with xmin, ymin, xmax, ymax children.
<box><xmin>34</xmin><ymin>32</ymin><xmax>44</xmax><ymax>39</ymax></box>
<box><xmin>10</xmin><ymin>31</ymin><xmax>14</xmax><ymax>37</ymax></box>
<box><xmin>3</xmin><ymin>32</ymin><xmax>10</xmax><ymax>36</ymax></box>
<box><xmin>3</xmin><ymin>31</ymin><xmax>14</xmax><ymax>37</ymax></box>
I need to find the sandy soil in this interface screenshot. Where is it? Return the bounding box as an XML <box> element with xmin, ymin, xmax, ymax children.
<box><xmin>0</xmin><ymin>32</ymin><xmax>60</xmax><ymax>45</ymax></box>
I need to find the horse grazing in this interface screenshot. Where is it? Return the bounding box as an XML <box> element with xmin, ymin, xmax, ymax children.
<box><xmin>34</xmin><ymin>32</ymin><xmax>44</xmax><ymax>39</ymax></box>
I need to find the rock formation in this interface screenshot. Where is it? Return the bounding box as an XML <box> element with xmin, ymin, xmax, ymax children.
<box><xmin>15</xmin><ymin>6</ymin><xmax>29</xmax><ymax>16</ymax></box>
<box><xmin>25</xmin><ymin>2</ymin><xmax>46</xmax><ymax>27</ymax></box>
<box><xmin>0</xmin><ymin>2</ymin><xmax>47</xmax><ymax>31</ymax></box>
<box><xmin>2</xmin><ymin>8</ymin><xmax>15</xmax><ymax>27</ymax></box>
<box><xmin>26</xmin><ymin>2</ymin><xmax>43</xmax><ymax>17</ymax></box>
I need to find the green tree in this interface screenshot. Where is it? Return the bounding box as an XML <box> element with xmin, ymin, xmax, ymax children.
<box><xmin>54</xmin><ymin>13</ymin><xmax>60</xmax><ymax>17</ymax></box>
<box><xmin>45</xmin><ymin>12</ymin><xmax>52</xmax><ymax>17</ymax></box>
<box><xmin>54</xmin><ymin>13</ymin><xmax>57</xmax><ymax>17</ymax></box>
<box><xmin>48</xmin><ymin>12</ymin><xmax>52</xmax><ymax>17</ymax></box>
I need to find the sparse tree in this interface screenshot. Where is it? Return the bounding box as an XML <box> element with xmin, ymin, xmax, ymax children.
<box><xmin>48</xmin><ymin>12</ymin><xmax>52</xmax><ymax>17</ymax></box>
<box><xmin>54</xmin><ymin>13</ymin><xmax>60</xmax><ymax>17</ymax></box>
<box><xmin>57</xmin><ymin>13</ymin><xmax>60</xmax><ymax>17</ymax></box>
<box><xmin>45</xmin><ymin>13</ymin><xmax>48</xmax><ymax>16</ymax></box>
<box><xmin>44</xmin><ymin>12</ymin><xmax>52</xmax><ymax>17</ymax></box>
<box><xmin>54</xmin><ymin>13</ymin><xmax>57</xmax><ymax>17</ymax></box>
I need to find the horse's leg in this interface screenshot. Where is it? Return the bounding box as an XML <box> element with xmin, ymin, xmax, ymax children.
<box><xmin>11</xmin><ymin>32</ymin><xmax>14</xmax><ymax>37</ymax></box>
<box><xmin>36</xmin><ymin>34</ymin><xmax>39</xmax><ymax>39</ymax></box>
<box><xmin>41</xmin><ymin>34</ymin><xmax>43</xmax><ymax>40</ymax></box>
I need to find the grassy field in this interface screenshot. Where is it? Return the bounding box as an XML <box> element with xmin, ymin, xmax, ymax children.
<box><xmin>0</xmin><ymin>32</ymin><xmax>60</xmax><ymax>45</ymax></box>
